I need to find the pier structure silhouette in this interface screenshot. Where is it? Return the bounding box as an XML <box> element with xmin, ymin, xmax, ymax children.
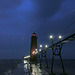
<box><xmin>23</xmin><ymin>33</ymin><xmax>75</xmax><ymax>75</ymax></box>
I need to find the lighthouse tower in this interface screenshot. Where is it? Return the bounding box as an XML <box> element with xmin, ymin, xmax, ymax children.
<box><xmin>30</xmin><ymin>32</ymin><xmax>37</xmax><ymax>61</ymax></box>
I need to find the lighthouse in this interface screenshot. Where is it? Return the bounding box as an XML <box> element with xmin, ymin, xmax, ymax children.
<box><xmin>30</xmin><ymin>32</ymin><xmax>37</xmax><ymax>61</ymax></box>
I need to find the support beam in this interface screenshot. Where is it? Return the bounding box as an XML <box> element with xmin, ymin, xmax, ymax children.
<box><xmin>50</xmin><ymin>44</ymin><xmax>67</xmax><ymax>75</ymax></box>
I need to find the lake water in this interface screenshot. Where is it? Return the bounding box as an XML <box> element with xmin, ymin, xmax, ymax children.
<box><xmin>41</xmin><ymin>59</ymin><xmax>75</xmax><ymax>75</ymax></box>
<box><xmin>0</xmin><ymin>59</ymin><xmax>22</xmax><ymax>75</ymax></box>
<box><xmin>0</xmin><ymin>59</ymin><xmax>75</xmax><ymax>75</ymax></box>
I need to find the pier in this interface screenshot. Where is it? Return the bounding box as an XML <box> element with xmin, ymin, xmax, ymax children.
<box><xmin>4</xmin><ymin>33</ymin><xmax>75</xmax><ymax>75</ymax></box>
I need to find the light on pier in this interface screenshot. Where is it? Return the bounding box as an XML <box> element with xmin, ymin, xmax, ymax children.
<box><xmin>50</xmin><ymin>35</ymin><xmax>53</xmax><ymax>39</ymax></box>
<box><xmin>39</xmin><ymin>49</ymin><xmax>41</xmax><ymax>52</ymax></box>
<box><xmin>40</xmin><ymin>45</ymin><xmax>42</xmax><ymax>48</ymax></box>
<box><xmin>45</xmin><ymin>45</ymin><xmax>48</xmax><ymax>48</ymax></box>
<box><xmin>58</xmin><ymin>35</ymin><xmax>62</xmax><ymax>39</ymax></box>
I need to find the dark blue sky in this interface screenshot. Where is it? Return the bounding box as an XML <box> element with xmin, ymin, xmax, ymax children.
<box><xmin>0</xmin><ymin>0</ymin><xmax>75</xmax><ymax>59</ymax></box>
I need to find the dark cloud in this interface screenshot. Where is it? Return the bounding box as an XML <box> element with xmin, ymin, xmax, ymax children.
<box><xmin>0</xmin><ymin>0</ymin><xmax>22</xmax><ymax>10</ymax></box>
<box><xmin>0</xmin><ymin>39</ymin><xmax>25</xmax><ymax>50</ymax></box>
<box><xmin>0</xmin><ymin>0</ymin><xmax>75</xmax><ymax>59</ymax></box>
<box><xmin>35</xmin><ymin>0</ymin><xmax>62</xmax><ymax>18</ymax></box>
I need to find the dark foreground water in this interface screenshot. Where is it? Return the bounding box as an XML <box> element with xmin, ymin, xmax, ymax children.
<box><xmin>0</xmin><ymin>59</ymin><xmax>22</xmax><ymax>75</ymax></box>
<box><xmin>41</xmin><ymin>59</ymin><xmax>75</xmax><ymax>75</ymax></box>
<box><xmin>0</xmin><ymin>59</ymin><xmax>75</xmax><ymax>75</ymax></box>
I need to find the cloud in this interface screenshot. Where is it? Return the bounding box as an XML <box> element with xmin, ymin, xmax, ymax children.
<box><xmin>50</xmin><ymin>0</ymin><xmax>75</xmax><ymax>20</ymax></box>
<box><xmin>35</xmin><ymin>0</ymin><xmax>62</xmax><ymax>19</ymax></box>
<box><xmin>0</xmin><ymin>0</ymin><xmax>75</xmax><ymax>59</ymax></box>
<box><xmin>0</xmin><ymin>0</ymin><xmax>63</xmax><ymax>59</ymax></box>
<box><xmin>0</xmin><ymin>0</ymin><xmax>22</xmax><ymax>10</ymax></box>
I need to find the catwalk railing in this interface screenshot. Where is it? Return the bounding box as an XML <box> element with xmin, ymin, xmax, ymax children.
<box><xmin>35</xmin><ymin>33</ymin><xmax>75</xmax><ymax>54</ymax></box>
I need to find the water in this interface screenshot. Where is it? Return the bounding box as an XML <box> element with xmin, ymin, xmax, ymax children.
<box><xmin>0</xmin><ymin>59</ymin><xmax>75</xmax><ymax>75</ymax></box>
<box><xmin>0</xmin><ymin>59</ymin><xmax>22</xmax><ymax>75</ymax></box>
<box><xmin>41</xmin><ymin>59</ymin><xmax>75</xmax><ymax>75</ymax></box>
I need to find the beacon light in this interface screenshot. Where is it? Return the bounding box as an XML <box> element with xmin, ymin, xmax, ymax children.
<box><xmin>32</xmin><ymin>34</ymin><xmax>36</xmax><ymax>36</ymax></box>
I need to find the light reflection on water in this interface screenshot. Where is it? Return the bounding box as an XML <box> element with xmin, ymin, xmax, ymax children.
<box><xmin>23</xmin><ymin>60</ymin><xmax>44</xmax><ymax>75</ymax></box>
<box><xmin>3</xmin><ymin>59</ymin><xmax>75</xmax><ymax>75</ymax></box>
<box><xmin>30</xmin><ymin>64</ymin><xmax>42</xmax><ymax>75</ymax></box>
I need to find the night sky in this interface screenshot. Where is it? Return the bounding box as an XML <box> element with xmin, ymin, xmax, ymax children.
<box><xmin>0</xmin><ymin>0</ymin><xmax>75</xmax><ymax>59</ymax></box>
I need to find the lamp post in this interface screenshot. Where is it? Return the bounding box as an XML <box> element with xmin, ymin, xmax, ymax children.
<box><xmin>45</xmin><ymin>45</ymin><xmax>49</xmax><ymax>68</ymax></box>
<box><xmin>39</xmin><ymin>45</ymin><xmax>42</xmax><ymax>68</ymax></box>
<box><xmin>50</xmin><ymin>35</ymin><xmax>53</xmax><ymax>45</ymax></box>
<box><xmin>49</xmin><ymin>35</ymin><xmax>66</xmax><ymax>75</ymax></box>
<box><xmin>39</xmin><ymin>45</ymin><xmax>42</xmax><ymax>52</ymax></box>
<box><xmin>58</xmin><ymin>35</ymin><xmax>65</xmax><ymax>73</ymax></box>
<box><xmin>50</xmin><ymin>35</ymin><xmax>55</xmax><ymax>74</ymax></box>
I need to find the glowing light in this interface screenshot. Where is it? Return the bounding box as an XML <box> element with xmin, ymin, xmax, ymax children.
<box><xmin>32</xmin><ymin>51</ymin><xmax>35</xmax><ymax>55</ymax></box>
<box><xmin>32</xmin><ymin>34</ymin><xmax>36</xmax><ymax>36</ymax></box>
<box><xmin>36</xmin><ymin>51</ymin><xmax>38</xmax><ymax>53</ymax></box>
<box><xmin>24</xmin><ymin>64</ymin><xmax>27</xmax><ymax>69</ymax></box>
<box><xmin>50</xmin><ymin>35</ymin><xmax>53</xmax><ymax>39</ymax></box>
<box><xmin>23</xmin><ymin>55</ymin><xmax>30</xmax><ymax>59</ymax></box>
<box><xmin>35</xmin><ymin>49</ymin><xmax>38</xmax><ymax>53</ymax></box>
<box><xmin>23</xmin><ymin>60</ymin><xmax>27</xmax><ymax>64</ymax></box>
<box><xmin>40</xmin><ymin>45</ymin><xmax>42</xmax><ymax>48</ymax></box>
<box><xmin>45</xmin><ymin>45</ymin><xmax>48</xmax><ymax>48</ymax></box>
<box><xmin>36</xmin><ymin>49</ymin><xmax>37</xmax><ymax>51</ymax></box>
<box><xmin>31</xmin><ymin>64</ymin><xmax>42</xmax><ymax>75</ymax></box>
<box><xmin>39</xmin><ymin>49</ymin><xmax>41</xmax><ymax>52</ymax></box>
<box><xmin>58</xmin><ymin>35</ymin><xmax>62</xmax><ymax>39</ymax></box>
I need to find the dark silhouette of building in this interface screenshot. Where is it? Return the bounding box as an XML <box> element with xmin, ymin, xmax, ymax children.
<box><xmin>30</xmin><ymin>32</ymin><xmax>37</xmax><ymax>61</ymax></box>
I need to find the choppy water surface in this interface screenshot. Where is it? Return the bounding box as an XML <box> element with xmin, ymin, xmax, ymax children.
<box><xmin>0</xmin><ymin>59</ymin><xmax>22</xmax><ymax>75</ymax></box>
<box><xmin>0</xmin><ymin>59</ymin><xmax>75</xmax><ymax>75</ymax></box>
